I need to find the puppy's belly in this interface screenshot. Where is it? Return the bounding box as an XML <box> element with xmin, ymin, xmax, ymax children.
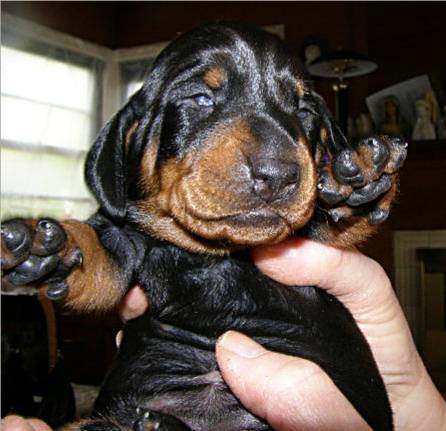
<box><xmin>94</xmin><ymin>318</ymin><xmax>270</xmax><ymax>430</ymax></box>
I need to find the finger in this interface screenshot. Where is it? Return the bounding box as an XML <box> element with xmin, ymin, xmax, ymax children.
<box><xmin>118</xmin><ymin>285</ymin><xmax>149</xmax><ymax>321</ymax></box>
<box><xmin>2</xmin><ymin>416</ymin><xmax>53</xmax><ymax>431</ymax></box>
<box><xmin>216</xmin><ymin>331</ymin><xmax>370</xmax><ymax>431</ymax></box>
<box><xmin>2</xmin><ymin>416</ymin><xmax>35</xmax><ymax>431</ymax></box>
<box><xmin>115</xmin><ymin>329</ymin><xmax>123</xmax><ymax>348</ymax></box>
<box><xmin>252</xmin><ymin>237</ymin><xmax>395</xmax><ymax>320</ymax></box>
<box><xmin>27</xmin><ymin>419</ymin><xmax>53</xmax><ymax>431</ymax></box>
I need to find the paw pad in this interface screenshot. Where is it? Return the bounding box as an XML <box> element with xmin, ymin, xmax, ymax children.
<box><xmin>1</xmin><ymin>218</ymin><xmax>81</xmax><ymax>300</ymax></box>
<box><xmin>318</xmin><ymin>136</ymin><xmax>407</xmax><ymax>226</ymax></box>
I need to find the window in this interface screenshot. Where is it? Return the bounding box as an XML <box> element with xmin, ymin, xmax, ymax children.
<box><xmin>1</xmin><ymin>14</ymin><xmax>169</xmax><ymax>222</ymax></box>
<box><xmin>1</xmin><ymin>21</ymin><xmax>104</xmax><ymax>220</ymax></box>
<box><xmin>120</xmin><ymin>58</ymin><xmax>151</xmax><ymax>103</ymax></box>
<box><xmin>115</xmin><ymin>41</ymin><xmax>168</xmax><ymax>104</ymax></box>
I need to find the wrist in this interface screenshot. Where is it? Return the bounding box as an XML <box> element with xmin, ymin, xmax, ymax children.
<box><xmin>394</xmin><ymin>362</ymin><xmax>446</xmax><ymax>431</ymax></box>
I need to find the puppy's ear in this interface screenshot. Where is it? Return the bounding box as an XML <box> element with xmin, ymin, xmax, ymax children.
<box><xmin>299</xmin><ymin>89</ymin><xmax>350</xmax><ymax>156</ymax></box>
<box><xmin>85</xmin><ymin>92</ymin><xmax>145</xmax><ymax>222</ymax></box>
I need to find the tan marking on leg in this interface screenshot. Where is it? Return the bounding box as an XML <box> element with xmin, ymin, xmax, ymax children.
<box><xmin>203</xmin><ymin>67</ymin><xmax>226</xmax><ymax>89</ymax></box>
<box><xmin>316</xmin><ymin>175</ymin><xmax>399</xmax><ymax>248</ymax></box>
<box><xmin>352</xmin><ymin>143</ymin><xmax>384</xmax><ymax>183</ymax></box>
<box><xmin>375</xmin><ymin>174</ymin><xmax>399</xmax><ymax>211</ymax></box>
<box><xmin>315</xmin><ymin>216</ymin><xmax>378</xmax><ymax>249</ymax></box>
<box><xmin>385</xmin><ymin>138</ymin><xmax>408</xmax><ymax>174</ymax></box>
<box><xmin>1</xmin><ymin>240</ymin><xmax>18</xmax><ymax>269</ymax></box>
<box><xmin>60</xmin><ymin>221</ymin><xmax>124</xmax><ymax>312</ymax></box>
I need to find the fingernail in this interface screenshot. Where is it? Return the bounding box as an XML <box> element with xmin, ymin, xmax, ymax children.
<box><xmin>218</xmin><ymin>331</ymin><xmax>265</xmax><ymax>358</ymax></box>
<box><xmin>115</xmin><ymin>330</ymin><xmax>123</xmax><ymax>348</ymax></box>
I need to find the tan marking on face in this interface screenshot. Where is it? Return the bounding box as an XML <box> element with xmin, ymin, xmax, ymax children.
<box><xmin>139</xmin><ymin>139</ymin><xmax>160</xmax><ymax>194</ymax></box>
<box><xmin>203</xmin><ymin>67</ymin><xmax>226</xmax><ymax>89</ymax></box>
<box><xmin>164</xmin><ymin>120</ymin><xmax>296</xmax><ymax>245</ymax></box>
<box><xmin>135</xmin><ymin>155</ymin><xmax>236</xmax><ymax>255</ymax></box>
<box><xmin>136</xmin><ymin>119</ymin><xmax>318</xmax><ymax>254</ymax></box>
<box><xmin>296</xmin><ymin>79</ymin><xmax>306</xmax><ymax>98</ymax></box>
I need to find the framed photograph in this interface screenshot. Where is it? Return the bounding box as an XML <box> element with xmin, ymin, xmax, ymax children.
<box><xmin>366</xmin><ymin>75</ymin><xmax>438</xmax><ymax>138</ymax></box>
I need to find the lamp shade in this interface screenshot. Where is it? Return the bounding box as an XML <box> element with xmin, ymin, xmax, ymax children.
<box><xmin>307</xmin><ymin>49</ymin><xmax>378</xmax><ymax>79</ymax></box>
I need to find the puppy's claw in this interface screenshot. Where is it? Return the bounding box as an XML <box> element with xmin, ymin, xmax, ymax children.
<box><xmin>46</xmin><ymin>280</ymin><xmax>69</xmax><ymax>300</ymax></box>
<box><xmin>368</xmin><ymin>208</ymin><xmax>390</xmax><ymax>225</ymax></box>
<box><xmin>32</xmin><ymin>218</ymin><xmax>67</xmax><ymax>255</ymax></box>
<box><xmin>328</xmin><ymin>207</ymin><xmax>352</xmax><ymax>223</ymax></box>
<box><xmin>1</xmin><ymin>220</ymin><xmax>32</xmax><ymax>268</ymax></box>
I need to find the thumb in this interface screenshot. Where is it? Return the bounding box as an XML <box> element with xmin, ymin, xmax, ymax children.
<box><xmin>216</xmin><ymin>331</ymin><xmax>370</xmax><ymax>431</ymax></box>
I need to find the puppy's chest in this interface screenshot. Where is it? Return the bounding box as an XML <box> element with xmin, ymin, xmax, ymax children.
<box><xmin>138</xmin><ymin>248</ymin><xmax>299</xmax><ymax>332</ymax></box>
<box><xmin>139</xmin><ymin>245</ymin><xmax>319</xmax><ymax>338</ymax></box>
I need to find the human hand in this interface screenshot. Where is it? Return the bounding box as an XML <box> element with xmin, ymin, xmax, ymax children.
<box><xmin>118</xmin><ymin>284</ymin><xmax>149</xmax><ymax>321</ymax></box>
<box><xmin>216</xmin><ymin>238</ymin><xmax>446</xmax><ymax>431</ymax></box>
<box><xmin>114</xmin><ymin>285</ymin><xmax>149</xmax><ymax>348</ymax></box>
<box><xmin>2</xmin><ymin>415</ymin><xmax>52</xmax><ymax>431</ymax></box>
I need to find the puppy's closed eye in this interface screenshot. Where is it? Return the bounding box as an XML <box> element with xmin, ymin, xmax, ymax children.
<box><xmin>192</xmin><ymin>94</ymin><xmax>215</xmax><ymax>107</ymax></box>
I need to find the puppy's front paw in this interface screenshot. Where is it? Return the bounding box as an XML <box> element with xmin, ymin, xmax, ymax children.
<box><xmin>1</xmin><ymin>218</ymin><xmax>82</xmax><ymax>300</ymax></box>
<box><xmin>317</xmin><ymin>136</ymin><xmax>408</xmax><ymax>224</ymax></box>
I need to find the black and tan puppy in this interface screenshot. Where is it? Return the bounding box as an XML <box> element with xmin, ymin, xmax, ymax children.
<box><xmin>1</xmin><ymin>22</ymin><xmax>407</xmax><ymax>431</ymax></box>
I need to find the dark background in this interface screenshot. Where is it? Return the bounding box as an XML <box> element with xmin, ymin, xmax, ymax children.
<box><xmin>2</xmin><ymin>1</ymin><xmax>446</xmax><ymax>384</ymax></box>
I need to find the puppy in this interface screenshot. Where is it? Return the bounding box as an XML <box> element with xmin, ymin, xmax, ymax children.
<box><xmin>1</xmin><ymin>22</ymin><xmax>407</xmax><ymax>430</ymax></box>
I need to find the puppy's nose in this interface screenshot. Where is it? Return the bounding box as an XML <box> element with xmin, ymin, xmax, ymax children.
<box><xmin>250</xmin><ymin>158</ymin><xmax>299</xmax><ymax>202</ymax></box>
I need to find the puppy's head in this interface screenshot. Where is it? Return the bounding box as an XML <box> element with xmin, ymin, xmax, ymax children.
<box><xmin>86</xmin><ymin>23</ymin><xmax>340</xmax><ymax>255</ymax></box>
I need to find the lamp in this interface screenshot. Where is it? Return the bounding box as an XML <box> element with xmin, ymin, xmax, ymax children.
<box><xmin>307</xmin><ymin>49</ymin><xmax>378</xmax><ymax>135</ymax></box>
